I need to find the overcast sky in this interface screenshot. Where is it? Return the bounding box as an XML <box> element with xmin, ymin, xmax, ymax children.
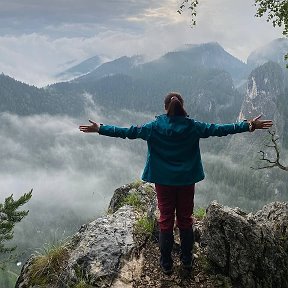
<box><xmin>0</xmin><ymin>0</ymin><xmax>283</xmax><ymax>86</ymax></box>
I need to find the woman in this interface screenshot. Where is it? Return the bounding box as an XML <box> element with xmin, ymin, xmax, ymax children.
<box><xmin>79</xmin><ymin>92</ymin><xmax>273</xmax><ymax>275</ymax></box>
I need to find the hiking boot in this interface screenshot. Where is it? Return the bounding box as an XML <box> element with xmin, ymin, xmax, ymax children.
<box><xmin>159</xmin><ymin>231</ymin><xmax>174</xmax><ymax>275</ymax></box>
<box><xmin>179</xmin><ymin>228</ymin><xmax>194</xmax><ymax>269</ymax></box>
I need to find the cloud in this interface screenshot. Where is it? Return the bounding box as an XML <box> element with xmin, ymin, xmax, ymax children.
<box><xmin>0</xmin><ymin>108</ymin><xmax>155</xmax><ymax>256</ymax></box>
<box><xmin>0</xmin><ymin>0</ymin><xmax>151</xmax><ymax>36</ymax></box>
<box><xmin>0</xmin><ymin>0</ymin><xmax>283</xmax><ymax>86</ymax></box>
<box><xmin>0</xmin><ymin>111</ymin><xmax>146</xmax><ymax>219</ymax></box>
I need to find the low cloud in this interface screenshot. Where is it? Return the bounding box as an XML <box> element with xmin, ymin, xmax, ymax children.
<box><xmin>0</xmin><ymin>112</ymin><xmax>146</xmax><ymax>247</ymax></box>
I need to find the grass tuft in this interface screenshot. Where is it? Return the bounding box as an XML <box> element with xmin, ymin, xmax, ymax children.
<box><xmin>122</xmin><ymin>193</ymin><xmax>142</xmax><ymax>209</ymax></box>
<box><xmin>73</xmin><ymin>280</ymin><xmax>94</xmax><ymax>288</ymax></box>
<box><xmin>28</xmin><ymin>242</ymin><xmax>70</xmax><ymax>286</ymax></box>
<box><xmin>130</xmin><ymin>179</ymin><xmax>143</xmax><ymax>189</ymax></box>
<box><xmin>134</xmin><ymin>216</ymin><xmax>155</xmax><ymax>237</ymax></box>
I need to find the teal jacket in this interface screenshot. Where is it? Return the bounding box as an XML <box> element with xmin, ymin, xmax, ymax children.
<box><xmin>99</xmin><ymin>114</ymin><xmax>249</xmax><ymax>186</ymax></box>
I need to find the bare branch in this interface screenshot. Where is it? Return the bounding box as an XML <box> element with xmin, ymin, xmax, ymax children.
<box><xmin>252</xmin><ymin>130</ymin><xmax>288</xmax><ymax>171</ymax></box>
<box><xmin>251</xmin><ymin>165</ymin><xmax>276</xmax><ymax>170</ymax></box>
<box><xmin>258</xmin><ymin>150</ymin><xmax>276</xmax><ymax>164</ymax></box>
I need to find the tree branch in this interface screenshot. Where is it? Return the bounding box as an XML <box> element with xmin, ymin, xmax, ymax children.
<box><xmin>177</xmin><ymin>0</ymin><xmax>198</xmax><ymax>26</ymax></box>
<box><xmin>251</xmin><ymin>130</ymin><xmax>288</xmax><ymax>171</ymax></box>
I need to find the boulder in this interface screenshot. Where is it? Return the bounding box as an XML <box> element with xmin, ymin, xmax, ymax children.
<box><xmin>201</xmin><ymin>201</ymin><xmax>288</xmax><ymax>288</ymax></box>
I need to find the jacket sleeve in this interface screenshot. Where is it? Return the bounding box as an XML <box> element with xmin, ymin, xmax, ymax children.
<box><xmin>98</xmin><ymin>121</ymin><xmax>154</xmax><ymax>140</ymax></box>
<box><xmin>194</xmin><ymin>120</ymin><xmax>249</xmax><ymax>138</ymax></box>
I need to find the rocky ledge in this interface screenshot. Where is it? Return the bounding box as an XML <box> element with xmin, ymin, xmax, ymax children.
<box><xmin>16</xmin><ymin>182</ymin><xmax>288</xmax><ymax>288</ymax></box>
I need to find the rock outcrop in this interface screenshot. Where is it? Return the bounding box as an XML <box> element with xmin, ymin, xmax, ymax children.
<box><xmin>16</xmin><ymin>182</ymin><xmax>288</xmax><ymax>288</ymax></box>
<box><xmin>201</xmin><ymin>201</ymin><xmax>288</xmax><ymax>288</ymax></box>
<box><xmin>16</xmin><ymin>182</ymin><xmax>157</xmax><ymax>288</ymax></box>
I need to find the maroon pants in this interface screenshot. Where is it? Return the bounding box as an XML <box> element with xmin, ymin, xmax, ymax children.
<box><xmin>155</xmin><ymin>184</ymin><xmax>195</xmax><ymax>232</ymax></box>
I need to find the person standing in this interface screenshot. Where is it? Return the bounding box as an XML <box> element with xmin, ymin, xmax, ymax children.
<box><xmin>79</xmin><ymin>92</ymin><xmax>273</xmax><ymax>275</ymax></box>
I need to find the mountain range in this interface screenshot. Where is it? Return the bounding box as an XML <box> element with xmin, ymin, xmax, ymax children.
<box><xmin>0</xmin><ymin>38</ymin><xmax>287</xmax><ymax>129</ymax></box>
<box><xmin>56</xmin><ymin>55</ymin><xmax>102</xmax><ymax>81</ymax></box>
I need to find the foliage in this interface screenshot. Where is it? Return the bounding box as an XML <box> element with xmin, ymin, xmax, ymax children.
<box><xmin>194</xmin><ymin>207</ymin><xmax>206</xmax><ymax>219</ymax></box>
<box><xmin>28</xmin><ymin>241</ymin><xmax>70</xmax><ymax>286</ymax></box>
<box><xmin>0</xmin><ymin>190</ymin><xmax>32</xmax><ymax>269</ymax></box>
<box><xmin>255</xmin><ymin>0</ymin><xmax>288</xmax><ymax>66</ymax></box>
<box><xmin>254</xmin><ymin>0</ymin><xmax>288</xmax><ymax>36</ymax></box>
<box><xmin>178</xmin><ymin>0</ymin><xmax>288</xmax><ymax>66</ymax></box>
<box><xmin>177</xmin><ymin>0</ymin><xmax>288</xmax><ymax>36</ymax></box>
<box><xmin>177</xmin><ymin>0</ymin><xmax>199</xmax><ymax>26</ymax></box>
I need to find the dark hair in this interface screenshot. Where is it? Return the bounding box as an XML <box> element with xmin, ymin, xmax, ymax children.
<box><xmin>164</xmin><ymin>92</ymin><xmax>187</xmax><ymax>117</ymax></box>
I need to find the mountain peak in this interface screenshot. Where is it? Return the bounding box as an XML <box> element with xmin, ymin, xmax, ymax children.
<box><xmin>184</xmin><ymin>41</ymin><xmax>223</xmax><ymax>51</ymax></box>
<box><xmin>160</xmin><ymin>41</ymin><xmax>247</xmax><ymax>84</ymax></box>
<box><xmin>56</xmin><ymin>55</ymin><xmax>102</xmax><ymax>81</ymax></box>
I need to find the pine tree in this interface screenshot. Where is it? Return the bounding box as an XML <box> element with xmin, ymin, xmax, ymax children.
<box><xmin>0</xmin><ymin>190</ymin><xmax>32</xmax><ymax>269</ymax></box>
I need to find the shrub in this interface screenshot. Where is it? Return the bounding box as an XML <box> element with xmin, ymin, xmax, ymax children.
<box><xmin>0</xmin><ymin>190</ymin><xmax>32</xmax><ymax>269</ymax></box>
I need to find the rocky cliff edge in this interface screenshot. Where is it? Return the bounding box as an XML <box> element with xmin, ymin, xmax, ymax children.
<box><xmin>16</xmin><ymin>181</ymin><xmax>288</xmax><ymax>288</ymax></box>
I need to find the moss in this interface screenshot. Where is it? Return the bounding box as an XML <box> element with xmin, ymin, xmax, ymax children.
<box><xmin>28</xmin><ymin>242</ymin><xmax>70</xmax><ymax>286</ymax></box>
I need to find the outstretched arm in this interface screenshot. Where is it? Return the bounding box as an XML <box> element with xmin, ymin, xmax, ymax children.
<box><xmin>195</xmin><ymin>114</ymin><xmax>273</xmax><ymax>138</ymax></box>
<box><xmin>79</xmin><ymin>120</ymin><xmax>153</xmax><ymax>140</ymax></box>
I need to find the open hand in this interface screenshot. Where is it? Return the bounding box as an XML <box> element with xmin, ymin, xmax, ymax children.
<box><xmin>79</xmin><ymin>120</ymin><xmax>100</xmax><ymax>133</ymax></box>
<box><xmin>249</xmin><ymin>114</ymin><xmax>273</xmax><ymax>131</ymax></box>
